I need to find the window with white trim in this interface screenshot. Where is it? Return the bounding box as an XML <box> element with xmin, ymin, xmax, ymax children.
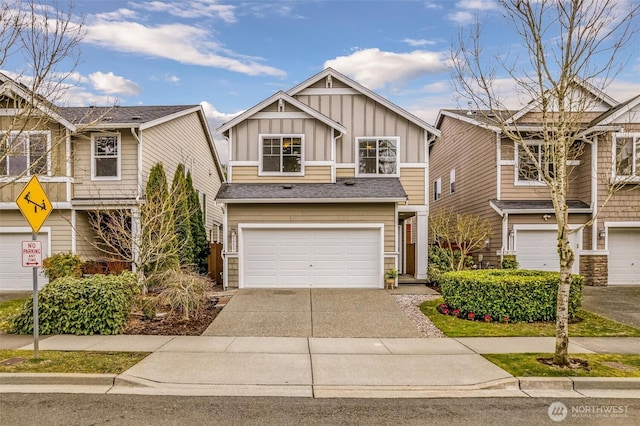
<box><xmin>516</xmin><ymin>141</ymin><xmax>554</xmax><ymax>184</ymax></box>
<box><xmin>0</xmin><ymin>131</ymin><xmax>50</xmax><ymax>176</ymax></box>
<box><xmin>91</xmin><ymin>133</ymin><xmax>121</xmax><ymax>179</ymax></box>
<box><xmin>450</xmin><ymin>169</ymin><xmax>456</xmax><ymax>194</ymax></box>
<box><xmin>260</xmin><ymin>134</ymin><xmax>303</xmax><ymax>174</ymax></box>
<box><xmin>357</xmin><ymin>137</ymin><xmax>398</xmax><ymax>176</ymax></box>
<box><xmin>433</xmin><ymin>177</ymin><xmax>442</xmax><ymax>201</ymax></box>
<box><xmin>613</xmin><ymin>133</ymin><xmax>640</xmax><ymax>180</ymax></box>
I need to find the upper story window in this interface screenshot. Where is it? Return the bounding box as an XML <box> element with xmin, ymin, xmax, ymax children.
<box><xmin>433</xmin><ymin>177</ymin><xmax>442</xmax><ymax>201</ymax></box>
<box><xmin>450</xmin><ymin>169</ymin><xmax>456</xmax><ymax>194</ymax></box>
<box><xmin>613</xmin><ymin>133</ymin><xmax>640</xmax><ymax>181</ymax></box>
<box><xmin>91</xmin><ymin>133</ymin><xmax>121</xmax><ymax>180</ymax></box>
<box><xmin>516</xmin><ymin>141</ymin><xmax>554</xmax><ymax>185</ymax></box>
<box><xmin>357</xmin><ymin>137</ymin><xmax>399</xmax><ymax>176</ymax></box>
<box><xmin>0</xmin><ymin>131</ymin><xmax>50</xmax><ymax>177</ymax></box>
<box><xmin>259</xmin><ymin>134</ymin><xmax>304</xmax><ymax>175</ymax></box>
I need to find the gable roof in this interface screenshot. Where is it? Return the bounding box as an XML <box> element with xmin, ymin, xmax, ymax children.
<box><xmin>59</xmin><ymin>105</ymin><xmax>200</xmax><ymax>128</ymax></box>
<box><xmin>587</xmin><ymin>93</ymin><xmax>640</xmax><ymax>127</ymax></box>
<box><xmin>216</xmin><ymin>178</ymin><xmax>407</xmax><ymax>203</ymax></box>
<box><xmin>0</xmin><ymin>72</ymin><xmax>76</xmax><ymax>131</ymax></box>
<box><xmin>508</xmin><ymin>78</ymin><xmax>619</xmax><ymax>124</ymax></box>
<box><xmin>288</xmin><ymin>68</ymin><xmax>440</xmax><ymax>138</ymax></box>
<box><xmin>216</xmin><ymin>91</ymin><xmax>347</xmax><ymax>135</ymax></box>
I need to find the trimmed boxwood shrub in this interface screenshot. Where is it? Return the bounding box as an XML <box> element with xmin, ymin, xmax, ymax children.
<box><xmin>12</xmin><ymin>271</ymin><xmax>140</xmax><ymax>335</ymax></box>
<box><xmin>440</xmin><ymin>269</ymin><xmax>583</xmax><ymax>323</ymax></box>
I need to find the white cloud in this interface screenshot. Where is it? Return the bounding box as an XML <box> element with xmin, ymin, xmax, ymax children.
<box><xmin>167</xmin><ymin>75</ymin><xmax>180</xmax><ymax>83</ymax></box>
<box><xmin>448</xmin><ymin>10</ymin><xmax>474</xmax><ymax>24</ymax></box>
<box><xmin>201</xmin><ymin>101</ymin><xmax>243</xmax><ymax>164</ymax></box>
<box><xmin>449</xmin><ymin>0</ymin><xmax>498</xmax><ymax>23</ymax></box>
<box><xmin>83</xmin><ymin>20</ymin><xmax>286</xmax><ymax>77</ymax></box>
<box><xmin>403</xmin><ymin>38</ymin><xmax>437</xmax><ymax>47</ymax></box>
<box><xmin>324</xmin><ymin>48</ymin><xmax>448</xmax><ymax>90</ymax></box>
<box><xmin>89</xmin><ymin>71</ymin><xmax>141</xmax><ymax>96</ymax></box>
<box><xmin>130</xmin><ymin>1</ymin><xmax>236</xmax><ymax>22</ymax></box>
<box><xmin>94</xmin><ymin>8</ymin><xmax>138</xmax><ymax>21</ymax></box>
<box><xmin>456</xmin><ymin>0</ymin><xmax>499</xmax><ymax>11</ymax></box>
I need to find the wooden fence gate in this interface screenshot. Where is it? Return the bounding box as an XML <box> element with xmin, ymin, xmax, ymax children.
<box><xmin>208</xmin><ymin>243</ymin><xmax>223</xmax><ymax>284</ymax></box>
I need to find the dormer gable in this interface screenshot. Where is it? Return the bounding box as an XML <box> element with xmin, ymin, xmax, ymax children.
<box><xmin>217</xmin><ymin>91</ymin><xmax>346</xmax><ymax>136</ymax></box>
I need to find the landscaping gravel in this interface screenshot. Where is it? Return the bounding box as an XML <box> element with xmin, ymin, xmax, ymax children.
<box><xmin>393</xmin><ymin>294</ymin><xmax>446</xmax><ymax>338</ymax></box>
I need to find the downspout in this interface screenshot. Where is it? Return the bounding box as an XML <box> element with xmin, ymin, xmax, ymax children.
<box><xmin>130</xmin><ymin>127</ymin><xmax>143</xmax><ymax>201</ymax></box>
<box><xmin>496</xmin><ymin>131</ymin><xmax>501</xmax><ymax>200</ymax></box>
<box><xmin>221</xmin><ymin>203</ymin><xmax>228</xmax><ymax>290</ymax></box>
<box><xmin>591</xmin><ymin>135</ymin><xmax>598</xmax><ymax>251</ymax></box>
<box><xmin>332</xmin><ymin>130</ymin><xmax>342</xmax><ymax>183</ymax></box>
<box><xmin>130</xmin><ymin>127</ymin><xmax>143</xmax><ymax>275</ymax></box>
<box><xmin>66</xmin><ymin>129</ymin><xmax>76</xmax><ymax>253</ymax></box>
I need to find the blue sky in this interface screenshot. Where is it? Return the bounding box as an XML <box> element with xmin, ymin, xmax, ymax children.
<box><xmin>4</xmin><ymin>1</ymin><xmax>640</xmax><ymax>161</ymax></box>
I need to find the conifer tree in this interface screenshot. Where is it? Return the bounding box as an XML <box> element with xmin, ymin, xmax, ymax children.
<box><xmin>186</xmin><ymin>172</ymin><xmax>210</xmax><ymax>274</ymax></box>
<box><xmin>171</xmin><ymin>164</ymin><xmax>195</xmax><ymax>267</ymax></box>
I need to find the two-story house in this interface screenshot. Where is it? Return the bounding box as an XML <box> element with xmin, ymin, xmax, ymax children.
<box><xmin>216</xmin><ymin>68</ymin><xmax>439</xmax><ymax>289</ymax></box>
<box><xmin>0</xmin><ymin>73</ymin><xmax>225</xmax><ymax>291</ymax></box>
<box><xmin>431</xmin><ymin>82</ymin><xmax>640</xmax><ymax>286</ymax></box>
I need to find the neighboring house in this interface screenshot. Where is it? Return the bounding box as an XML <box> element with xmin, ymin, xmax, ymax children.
<box><xmin>0</xmin><ymin>73</ymin><xmax>225</xmax><ymax>291</ymax></box>
<box><xmin>216</xmin><ymin>68</ymin><xmax>439</xmax><ymax>288</ymax></box>
<box><xmin>431</xmin><ymin>82</ymin><xmax>640</xmax><ymax>286</ymax></box>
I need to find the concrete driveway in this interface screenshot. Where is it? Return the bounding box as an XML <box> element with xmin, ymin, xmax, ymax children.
<box><xmin>582</xmin><ymin>286</ymin><xmax>640</xmax><ymax>328</ymax></box>
<box><xmin>203</xmin><ymin>289</ymin><xmax>424</xmax><ymax>338</ymax></box>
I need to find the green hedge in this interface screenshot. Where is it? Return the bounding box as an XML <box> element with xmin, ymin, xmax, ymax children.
<box><xmin>440</xmin><ymin>269</ymin><xmax>583</xmax><ymax>322</ymax></box>
<box><xmin>12</xmin><ymin>271</ymin><xmax>140</xmax><ymax>335</ymax></box>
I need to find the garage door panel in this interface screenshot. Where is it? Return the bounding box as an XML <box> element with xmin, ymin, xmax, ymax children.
<box><xmin>608</xmin><ymin>228</ymin><xmax>640</xmax><ymax>285</ymax></box>
<box><xmin>516</xmin><ymin>229</ymin><xmax>579</xmax><ymax>273</ymax></box>
<box><xmin>241</xmin><ymin>227</ymin><xmax>381</xmax><ymax>288</ymax></box>
<box><xmin>0</xmin><ymin>232</ymin><xmax>49</xmax><ymax>291</ymax></box>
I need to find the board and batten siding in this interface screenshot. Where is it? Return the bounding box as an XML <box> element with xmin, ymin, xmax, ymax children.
<box><xmin>231</xmin><ymin>165</ymin><xmax>332</xmax><ymax>183</ymax></box>
<box><xmin>141</xmin><ymin>111</ymin><xmax>223</xmax><ymax>229</ymax></box>
<box><xmin>225</xmin><ymin>202</ymin><xmax>397</xmax><ymax>288</ymax></box>
<box><xmin>72</xmin><ymin>131</ymin><xmax>138</xmax><ymax>200</ymax></box>
<box><xmin>232</xmin><ymin>116</ymin><xmax>332</xmax><ymax>163</ymax></box>
<box><xmin>294</xmin><ymin>92</ymin><xmax>427</xmax><ymax>165</ymax></box>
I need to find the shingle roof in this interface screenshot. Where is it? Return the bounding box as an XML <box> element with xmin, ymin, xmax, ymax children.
<box><xmin>216</xmin><ymin>178</ymin><xmax>408</xmax><ymax>202</ymax></box>
<box><xmin>59</xmin><ymin>105</ymin><xmax>198</xmax><ymax>125</ymax></box>
<box><xmin>491</xmin><ymin>199</ymin><xmax>591</xmax><ymax>213</ymax></box>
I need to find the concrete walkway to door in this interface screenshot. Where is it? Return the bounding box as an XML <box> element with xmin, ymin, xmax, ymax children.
<box><xmin>202</xmin><ymin>289</ymin><xmax>424</xmax><ymax>338</ymax></box>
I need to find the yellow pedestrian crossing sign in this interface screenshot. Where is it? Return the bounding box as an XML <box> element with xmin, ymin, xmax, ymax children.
<box><xmin>16</xmin><ymin>175</ymin><xmax>53</xmax><ymax>233</ymax></box>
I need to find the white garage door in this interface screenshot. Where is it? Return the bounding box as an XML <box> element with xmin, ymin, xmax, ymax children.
<box><xmin>608</xmin><ymin>228</ymin><xmax>640</xmax><ymax>285</ymax></box>
<box><xmin>241</xmin><ymin>227</ymin><xmax>382</xmax><ymax>288</ymax></box>
<box><xmin>516</xmin><ymin>229</ymin><xmax>579</xmax><ymax>273</ymax></box>
<box><xmin>0</xmin><ymin>231</ymin><xmax>49</xmax><ymax>291</ymax></box>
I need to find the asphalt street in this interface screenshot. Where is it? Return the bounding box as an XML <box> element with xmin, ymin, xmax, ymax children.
<box><xmin>1</xmin><ymin>395</ymin><xmax>639</xmax><ymax>426</ymax></box>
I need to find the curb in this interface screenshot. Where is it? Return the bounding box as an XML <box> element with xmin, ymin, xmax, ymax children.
<box><xmin>2</xmin><ymin>374</ymin><xmax>640</xmax><ymax>396</ymax></box>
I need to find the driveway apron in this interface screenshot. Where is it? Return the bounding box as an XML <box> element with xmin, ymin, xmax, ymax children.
<box><xmin>203</xmin><ymin>289</ymin><xmax>423</xmax><ymax>338</ymax></box>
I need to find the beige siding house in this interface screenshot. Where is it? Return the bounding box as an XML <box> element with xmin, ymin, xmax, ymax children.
<box><xmin>0</xmin><ymin>73</ymin><xmax>225</xmax><ymax>291</ymax></box>
<box><xmin>431</xmin><ymin>83</ymin><xmax>640</xmax><ymax>286</ymax></box>
<box><xmin>217</xmin><ymin>68</ymin><xmax>439</xmax><ymax>289</ymax></box>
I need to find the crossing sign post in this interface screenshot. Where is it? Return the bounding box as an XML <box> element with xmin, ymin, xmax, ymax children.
<box><xmin>16</xmin><ymin>175</ymin><xmax>53</xmax><ymax>358</ymax></box>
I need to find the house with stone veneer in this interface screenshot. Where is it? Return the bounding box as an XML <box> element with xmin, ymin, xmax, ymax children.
<box><xmin>0</xmin><ymin>72</ymin><xmax>225</xmax><ymax>291</ymax></box>
<box><xmin>216</xmin><ymin>68</ymin><xmax>439</xmax><ymax>289</ymax></box>
<box><xmin>430</xmin><ymin>82</ymin><xmax>640</xmax><ymax>286</ymax></box>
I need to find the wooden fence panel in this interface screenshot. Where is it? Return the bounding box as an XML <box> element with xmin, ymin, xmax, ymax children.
<box><xmin>208</xmin><ymin>243</ymin><xmax>223</xmax><ymax>284</ymax></box>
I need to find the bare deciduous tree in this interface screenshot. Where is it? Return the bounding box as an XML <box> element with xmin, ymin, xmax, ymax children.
<box><xmin>1</xmin><ymin>0</ymin><xmax>84</xmax><ymax>185</ymax></box>
<box><xmin>451</xmin><ymin>0</ymin><xmax>639</xmax><ymax>365</ymax></box>
<box><xmin>429</xmin><ymin>209</ymin><xmax>492</xmax><ymax>271</ymax></box>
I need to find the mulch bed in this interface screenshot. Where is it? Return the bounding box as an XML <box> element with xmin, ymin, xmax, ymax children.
<box><xmin>123</xmin><ymin>297</ymin><xmax>222</xmax><ymax>336</ymax></box>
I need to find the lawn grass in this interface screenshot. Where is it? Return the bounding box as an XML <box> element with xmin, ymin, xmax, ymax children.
<box><xmin>420</xmin><ymin>298</ymin><xmax>640</xmax><ymax>338</ymax></box>
<box><xmin>484</xmin><ymin>353</ymin><xmax>640</xmax><ymax>377</ymax></box>
<box><xmin>0</xmin><ymin>350</ymin><xmax>148</xmax><ymax>374</ymax></box>
<box><xmin>0</xmin><ymin>298</ymin><xmax>28</xmax><ymax>333</ymax></box>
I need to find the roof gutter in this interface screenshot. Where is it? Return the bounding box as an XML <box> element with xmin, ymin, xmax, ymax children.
<box><xmin>217</xmin><ymin>197</ymin><xmax>407</xmax><ymax>204</ymax></box>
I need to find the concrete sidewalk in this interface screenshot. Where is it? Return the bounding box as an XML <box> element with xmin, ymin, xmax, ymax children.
<box><xmin>3</xmin><ymin>335</ymin><xmax>640</xmax><ymax>398</ymax></box>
